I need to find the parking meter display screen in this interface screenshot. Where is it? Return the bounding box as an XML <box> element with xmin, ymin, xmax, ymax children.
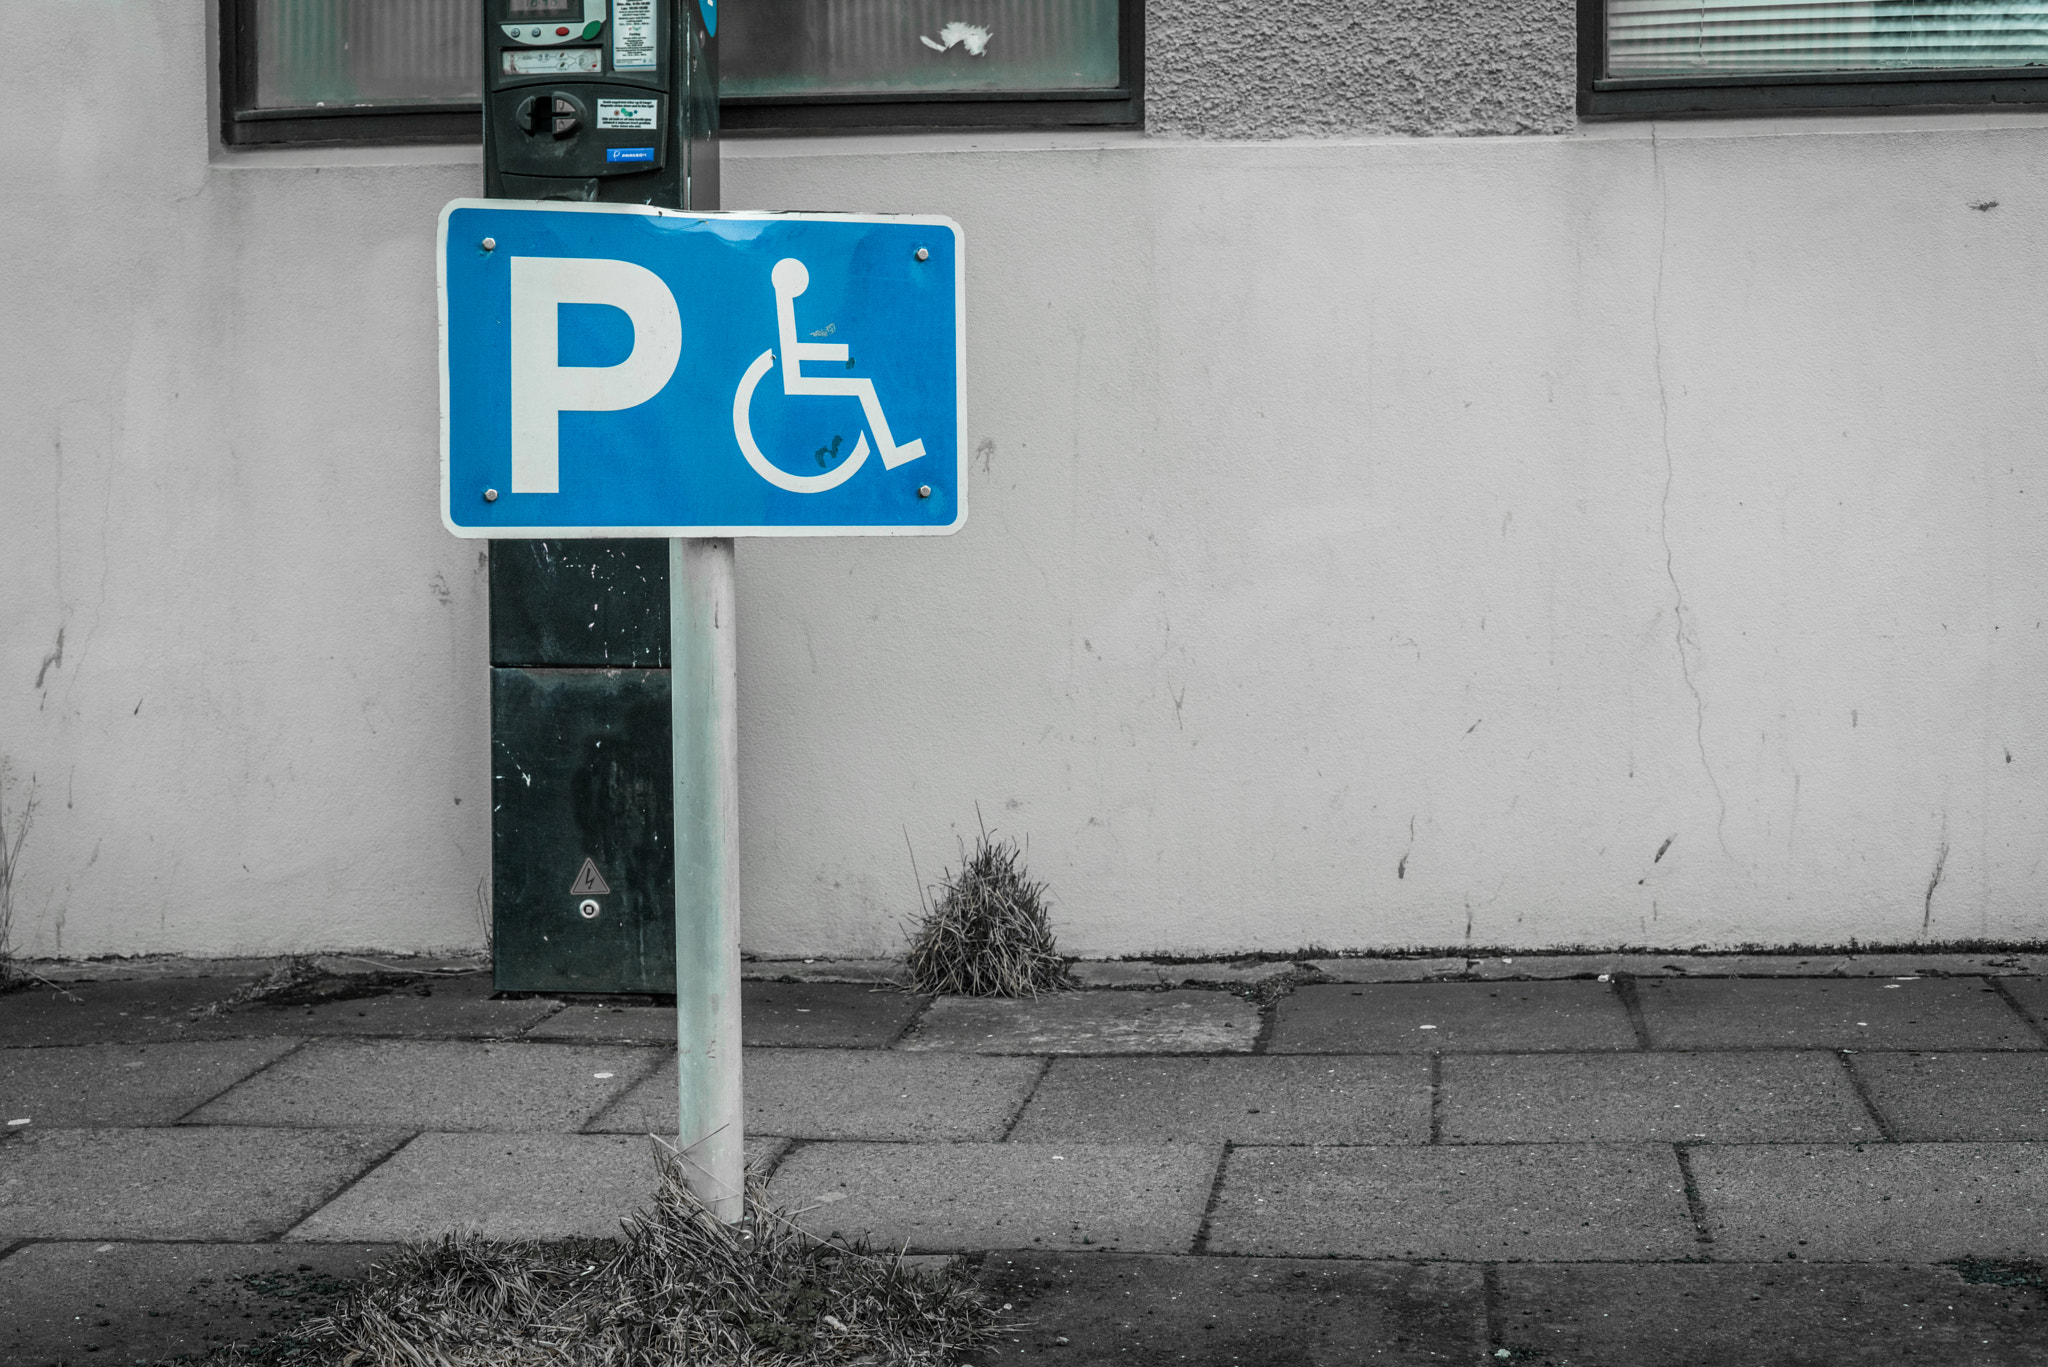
<box><xmin>506</xmin><ymin>0</ymin><xmax>577</xmax><ymax>12</ymax></box>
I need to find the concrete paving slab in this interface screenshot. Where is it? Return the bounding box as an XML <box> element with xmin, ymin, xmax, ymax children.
<box><xmin>288</xmin><ymin>1131</ymin><xmax>784</xmax><ymax>1242</ymax></box>
<box><xmin>590</xmin><ymin>1048</ymin><xmax>1043</xmax><ymax>1140</ymax></box>
<box><xmin>1853</xmin><ymin>1052</ymin><xmax>2048</xmax><ymax>1140</ymax></box>
<box><xmin>1451</xmin><ymin>955</ymin><xmax>2048</xmax><ymax>981</ymax></box>
<box><xmin>975</xmin><ymin>1253</ymin><xmax>1488</xmax><ymax>1364</ymax></box>
<box><xmin>492</xmin><ymin>982</ymin><xmax>930</xmax><ymax>1046</ymax></box>
<box><xmin>1636</xmin><ymin>977</ymin><xmax>2042</xmax><ymax>1051</ymax></box>
<box><xmin>1439</xmin><ymin>1051</ymin><xmax>1875</xmax><ymax>1143</ymax></box>
<box><xmin>1494</xmin><ymin>1261</ymin><xmax>2048</xmax><ymax>1366</ymax></box>
<box><xmin>1823</xmin><ymin>954</ymin><xmax>2048</xmax><ymax>979</ymax></box>
<box><xmin>22</xmin><ymin>955</ymin><xmax>484</xmax><ymax>983</ymax></box>
<box><xmin>742</xmin><ymin>981</ymin><xmax>926</xmax><ymax>1047</ymax></box>
<box><xmin>0</xmin><ymin>977</ymin><xmax>250</xmax><ymax>1047</ymax></box>
<box><xmin>1470</xmin><ymin>954</ymin><xmax>2018</xmax><ymax>980</ymax></box>
<box><xmin>0</xmin><ymin>1038</ymin><xmax>299</xmax><ymax>1127</ymax></box>
<box><xmin>1006</xmin><ymin>1055</ymin><xmax>1429</xmax><ymax>1145</ymax></box>
<box><xmin>308</xmin><ymin>954</ymin><xmax>492</xmax><ymax>977</ymax></box>
<box><xmin>1304</xmin><ymin>958</ymin><xmax>1471</xmax><ymax>983</ymax></box>
<box><xmin>901</xmin><ymin>991</ymin><xmax>1258</xmax><ymax>1054</ymax></box>
<box><xmin>1463</xmin><ymin>955</ymin><xmax>1633</xmax><ymax>980</ymax></box>
<box><xmin>1267</xmin><ymin>982</ymin><xmax>1638</xmax><ymax>1054</ymax></box>
<box><xmin>1463</xmin><ymin>953</ymin><xmax>1861</xmax><ymax>979</ymax></box>
<box><xmin>526</xmin><ymin>1002</ymin><xmax>680</xmax><ymax>1043</ymax></box>
<box><xmin>19</xmin><ymin>956</ymin><xmax>285</xmax><ymax>983</ymax></box>
<box><xmin>0</xmin><ymin>1239</ymin><xmax>390</xmax><ymax>1367</ymax></box>
<box><xmin>0</xmin><ymin>1126</ymin><xmax>402</xmax><ymax>1241</ymax></box>
<box><xmin>1068</xmin><ymin>960</ymin><xmax>1301</xmax><ymax>989</ymax></box>
<box><xmin>1690</xmin><ymin>1143</ymin><xmax>2048</xmax><ymax>1260</ymax></box>
<box><xmin>209</xmin><ymin>971</ymin><xmax>561</xmax><ymax>1038</ymax></box>
<box><xmin>186</xmin><ymin>1039</ymin><xmax>662</xmax><ymax>1131</ymax></box>
<box><xmin>1206</xmin><ymin>1144</ymin><xmax>1696</xmax><ymax>1260</ymax></box>
<box><xmin>1306</xmin><ymin>955</ymin><xmax>1952</xmax><ymax>983</ymax></box>
<box><xmin>767</xmin><ymin>1141</ymin><xmax>1215</xmax><ymax>1253</ymax></box>
<box><xmin>1621</xmin><ymin>954</ymin><xmax>1851</xmax><ymax>977</ymax></box>
<box><xmin>2000</xmin><ymin>976</ymin><xmax>2048</xmax><ymax>1033</ymax></box>
<box><xmin>743</xmin><ymin>958</ymin><xmax>905</xmax><ymax>984</ymax></box>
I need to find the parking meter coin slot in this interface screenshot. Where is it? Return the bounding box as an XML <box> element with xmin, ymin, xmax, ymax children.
<box><xmin>490</xmin><ymin>85</ymin><xmax>661</xmax><ymax>176</ymax></box>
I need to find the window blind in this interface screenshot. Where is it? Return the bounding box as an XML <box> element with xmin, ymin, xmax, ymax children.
<box><xmin>1608</xmin><ymin>0</ymin><xmax>2048</xmax><ymax>76</ymax></box>
<box><xmin>255</xmin><ymin>0</ymin><xmax>474</xmax><ymax>108</ymax></box>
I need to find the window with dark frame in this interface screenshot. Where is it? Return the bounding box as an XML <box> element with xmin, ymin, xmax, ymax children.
<box><xmin>1581</xmin><ymin>0</ymin><xmax>2048</xmax><ymax>117</ymax></box>
<box><xmin>220</xmin><ymin>0</ymin><xmax>1140</xmax><ymax>146</ymax></box>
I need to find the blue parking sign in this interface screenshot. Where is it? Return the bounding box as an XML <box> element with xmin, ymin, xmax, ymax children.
<box><xmin>438</xmin><ymin>200</ymin><xmax>965</xmax><ymax>537</ymax></box>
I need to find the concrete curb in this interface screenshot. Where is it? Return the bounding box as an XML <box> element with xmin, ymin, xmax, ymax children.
<box><xmin>19</xmin><ymin>950</ymin><xmax>2048</xmax><ymax>992</ymax></box>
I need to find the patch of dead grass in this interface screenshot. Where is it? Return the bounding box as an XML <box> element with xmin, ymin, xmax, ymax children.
<box><xmin>234</xmin><ymin>1152</ymin><xmax>1003</xmax><ymax>1365</ymax></box>
<box><xmin>905</xmin><ymin>825</ymin><xmax>1068</xmax><ymax>998</ymax></box>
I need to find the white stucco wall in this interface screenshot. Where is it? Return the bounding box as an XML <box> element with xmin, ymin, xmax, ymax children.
<box><xmin>4</xmin><ymin>4</ymin><xmax>2045</xmax><ymax>958</ymax></box>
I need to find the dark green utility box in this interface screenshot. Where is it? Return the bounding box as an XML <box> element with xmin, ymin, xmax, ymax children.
<box><xmin>490</xmin><ymin>541</ymin><xmax>676</xmax><ymax>994</ymax></box>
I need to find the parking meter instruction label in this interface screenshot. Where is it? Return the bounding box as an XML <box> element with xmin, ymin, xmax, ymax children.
<box><xmin>597</xmin><ymin>99</ymin><xmax>658</xmax><ymax>128</ymax></box>
<box><xmin>613</xmin><ymin>0</ymin><xmax>656</xmax><ymax>67</ymax></box>
<box><xmin>504</xmin><ymin>47</ymin><xmax>602</xmax><ymax>73</ymax></box>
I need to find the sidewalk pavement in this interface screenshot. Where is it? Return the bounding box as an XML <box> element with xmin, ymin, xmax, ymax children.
<box><xmin>2</xmin><ymin>953</ymin><xmax>2045</xmax><ymax>1364</ymax></box>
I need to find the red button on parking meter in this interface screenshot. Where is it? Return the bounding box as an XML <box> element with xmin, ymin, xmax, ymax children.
<box><xmin>555</xmin><ymin>25</ymin><xmax>570</xmax><ymax>34</ymax></box>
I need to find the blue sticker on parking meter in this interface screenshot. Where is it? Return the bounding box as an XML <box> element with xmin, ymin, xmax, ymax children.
<box><xmin>439</xmin><ymin>201</ymin><xmax>965</xmax><ymax>537</ymax></box>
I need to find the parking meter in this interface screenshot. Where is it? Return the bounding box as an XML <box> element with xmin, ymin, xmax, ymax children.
<box><xmin>484</xmin><ymin>0</ymin><xmax>716</xmax><ymax>992</ymax></box>
<box><xmin>483</xmin><ymin>0</ymin><xmax>717</xmax><ymax>210</ymax></box>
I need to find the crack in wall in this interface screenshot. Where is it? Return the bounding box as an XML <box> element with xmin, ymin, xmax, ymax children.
<box><xmin>1650</xmin><ymin>124</ymin><xmax>1731</xmax><ymax>859</ymax></box>
<box><xmin>33</xmin><ymin>627</ymin><xmax>63</xmax><ymax>692</ymax></box>
<box><xmin>1923</xmin><ymin>830</ymin><xmax>1949</xmax><ymax>932</ymax></box>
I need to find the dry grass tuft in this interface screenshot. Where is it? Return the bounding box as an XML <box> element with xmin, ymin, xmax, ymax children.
<box><xmin>272</xmin><ymin>1151</ymin><xmax>1003</xmax><ymax>1366</ymax></box>
<box><xmin>193</xmin><ymin>957</ymin><xmax>472</xmax><ymax>1020</ymax></box>
<box><xmin>905</xmin><ymin>823</ymin><xmax>1068</xmax><ymax>998</ymax></box>
<box><xmin>0</xmin><ymin>761</ymin><xmax>35</xmax><ymax>990</ymax></box>
<box><xmin>190</xmin><ymin>956</ymin><xmax>334</xmax><ymax>1018</ymax></box>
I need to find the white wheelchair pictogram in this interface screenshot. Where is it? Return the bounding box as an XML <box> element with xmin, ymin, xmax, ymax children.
<box><xmin>732</xmin><ymin>258</ymin><xmax>926</xmax><ymax>494</ymax></box>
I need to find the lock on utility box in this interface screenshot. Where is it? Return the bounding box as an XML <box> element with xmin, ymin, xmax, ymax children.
<box><xmin>483</xmin><ymin>0</ymin><xmax>715</xmax><ymax>205</ymax></box>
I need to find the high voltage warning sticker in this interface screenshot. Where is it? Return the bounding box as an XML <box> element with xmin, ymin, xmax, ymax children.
<box><xmin>569</xmin><ymin>858</ymin><xmax>611</xmax><ymax>896</ymax></box>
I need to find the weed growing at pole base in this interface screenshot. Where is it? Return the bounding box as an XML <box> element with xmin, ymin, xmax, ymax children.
<box><xmin>0</xmin><ymin>761</ymin><xmax>35</xmax><ymax>989</ymax></box>
<box><xmin>247</xmin><ymin>1153</ymin><xmax>1004</xmax><ymax>1366</ymax></box>
<box><xmin>905</xmin><ymin>823</ymin><xmax>1069</xmax><ymax>997</ymax></box>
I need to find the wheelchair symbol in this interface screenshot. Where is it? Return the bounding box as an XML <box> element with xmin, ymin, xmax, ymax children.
<box><xmin>732</xmin><ymin>258</ymin><xmax>926</xmax><ymax>494</ymax></box>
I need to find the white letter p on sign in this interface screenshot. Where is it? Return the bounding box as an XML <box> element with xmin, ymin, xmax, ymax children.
<box><xmin>509</xmin><ymin>256</ymin><xmax>681</xmax><ymax>494</ymax></box>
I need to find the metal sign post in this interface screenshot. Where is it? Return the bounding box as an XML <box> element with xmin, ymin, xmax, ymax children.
<box><xmin>440</xmin><ymin>201</ymin><xmax>966</xmax><ymax>1220</ymax></box>
<box><xmin>670</xmin><ymin>535</ymin><xmax>743</xmax><ymax>1218</ymax></box>
<box><xmin>471</xmin><ymin>0</ymin><xmax>737</xmax><ymax>1213</ymax></box>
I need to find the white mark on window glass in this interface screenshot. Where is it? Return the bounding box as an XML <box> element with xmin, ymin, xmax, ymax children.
<box><xmin>920</xmin><ymin>22</ymin><xmax>992</xmax><ymax>55</ymax></box>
